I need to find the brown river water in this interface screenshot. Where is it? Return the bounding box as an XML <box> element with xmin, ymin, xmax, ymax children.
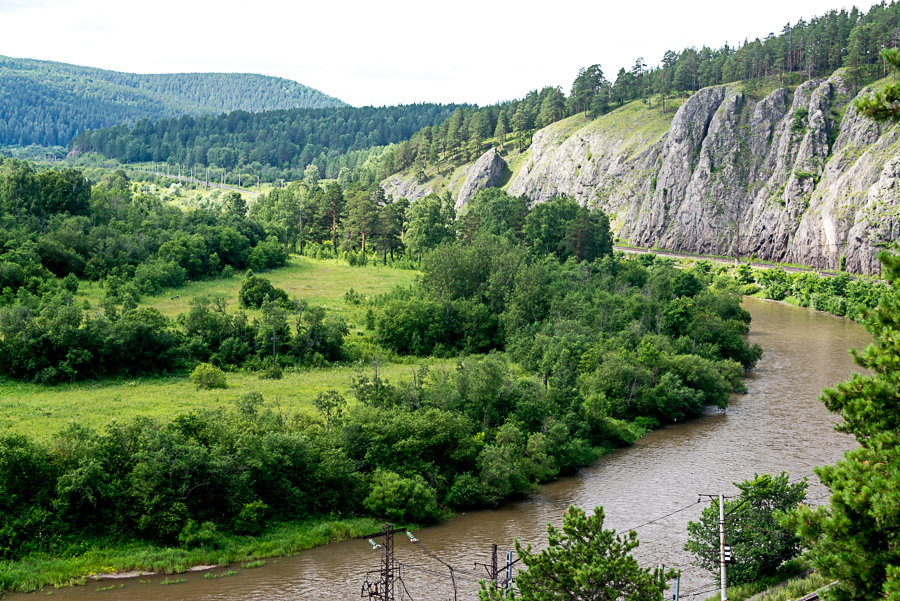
<box><xmin>26</xmin><ymin>297</ymin><xmax>871</xmax><ymax>600</ymax></box>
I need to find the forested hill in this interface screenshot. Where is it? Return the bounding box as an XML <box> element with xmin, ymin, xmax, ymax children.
<box><xmin>0</xmin><ymin>55</ymin><xmax>346</xmax><ymax>147</ymax></box>
<box><xmin>69</xmin><ymin>103</ymin><xmax>463</xmax><ymax>183</ymax></box>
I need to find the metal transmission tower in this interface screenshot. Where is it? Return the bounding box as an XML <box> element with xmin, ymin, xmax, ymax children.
<box><xmin>361</xmin><ymin>524</ymin><xmax>407</xmax><ymax>601</ymax></box>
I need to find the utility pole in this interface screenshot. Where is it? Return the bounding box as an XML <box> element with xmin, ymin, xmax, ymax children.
<box><xmin>700</xmin><ymin>494</ymin><xmax>731</xmax><ymax>601</ymax></box>
<box><xmin>474</xmin><ymin>544</ymin><xmax>499</xmax><ymax>589</ymax></box>
<box><xmin>720</xmin><ymin>494</ymin><xmax>727</xmax><ymax>601</ymax></box>
<box><xmin>361</xmin><ymin>524</ymin><xmax>406</xmax><ymax>601</ymax></box>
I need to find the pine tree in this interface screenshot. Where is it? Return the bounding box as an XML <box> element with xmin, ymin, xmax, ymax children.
<box><xmin>494</xmin><ymin>112</ymin><xmax>508</xmax><ymax>148</ymax></box>
<box><xmin>345</xmin><ymin>188</ymin><xmax>379</xmax><ymax>253</ymax></box>
<box><xmin>478</xmin><ymin>506</ymin><xmax>675</xmax><ymax>601</ymax></box>
<box><xmin>321</xmin><ymin>182</ymin><xmax>344</xmax><ymax>252</ymax></box>
<box><xmin>513</xmin><ymin>105</ymin><xmax>528</xmax><ymax>149</ymax></box>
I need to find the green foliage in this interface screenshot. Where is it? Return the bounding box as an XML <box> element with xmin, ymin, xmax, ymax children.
<box><xmin>730</xmin><ymin>264</ymin><xmax>886</xmax><ymax>323</ymax></box>
<box><xmin>783</xmin><ymin>250</ymin><xmax>900</xmax><ymax>601</ymax></box>
<box><xmin>854</xmin><ymin>48</ymin><xmax>900</xmax><ymax>121</ymax></box>
<box><xmin>523</xmin><ymin>196</ymin><xmax>612</xmax><ymax>262</ymax></box>
<box><xmin>362</xmin><ymin>470</ymin><xmax>440</xmax><ymax>524</ymax></box>
<box><xmin>234</xmin><ymin>501</ymin><xmax>269</xmax><ymax>535</ymax></box>
<box><xmin>479</xmin><ymin>506</ymin><xmax>675</xmax><ymax>601</ymax></box>
<box><xmin>178</xmin><ymin>520</ymin><xmax>224</xmax><ymax>549</ymax></box>
<box><xmin>791</xmin><ymin>108</ymin><xmax>809</xmax><ymax>134</ymax></box>
<box><xmin>238</xmin><ymin>275</ymin><xmax>290</xmax><ymax>309</ymax></box>
<box><xmin>190</xmin><ymin>363</ymin><xmax>227</xmax><ymax>390</ymax></box>
<box><xmin>685</xmin><ymin>473</ymin><xmax>807</xmax><ymax>585</ymax></box>
<box><xmin>71</xmin><ymin>104</ymin><xmax>461</xmax><ymax>185</ymax></box>
<box><xmin>313</xmin><ymin>389</ymin><xmax>347</xmax><ymax>431</ymax></box>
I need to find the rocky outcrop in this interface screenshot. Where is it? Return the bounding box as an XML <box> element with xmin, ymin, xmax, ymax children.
<box><xmin>506</xmin><ymin>72</ymin><xmax>900</xmax><ymax>275</ymax></box>
<box><xmin>382</xmin><ymin>163</ymin><xmax>471</xmax><ymax>205</ymax></box>
<box><xmin>455</xmin><ymin>148</ymin><xmax>507</xmax><ymax>209</ymax></box>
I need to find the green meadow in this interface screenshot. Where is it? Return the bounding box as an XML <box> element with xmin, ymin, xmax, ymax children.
<box><xmin>0</xmin><ymin>256</ymin><xmax>427</xmax><ymax>439</ymax></box>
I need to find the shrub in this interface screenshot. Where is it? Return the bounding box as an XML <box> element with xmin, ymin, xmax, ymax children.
<box><xmin>446</xmin><ymin>472</ymin><xmax>484</xmax><ymax>509</ymax></box>
<box><xmin>238</xmin><ymin>274</ymin><xmax>289</xmax><ymax>309</ymax></box>
<box><xmin>234</xmin><ymin>501</ymin><xmax>269</xmax><ymax>535</ymax></box>
<box><xmin>178</xmin><ymin>520</ymin><xmax>224</xmax><ymax>549</ymax></box>
<box><xmin>363</xmin><ymin>470</ymin><xmax>440</xmax><ymax>524</ymax></box>
<box><xmin>190</xmin><ymin>363</ymin><xmax>227</xmax><ymax>389</ymax></box>
<box><xmin>63</xmin><ymin>273</ymin><xmax>79</xmax><ymax>293</ymax></box>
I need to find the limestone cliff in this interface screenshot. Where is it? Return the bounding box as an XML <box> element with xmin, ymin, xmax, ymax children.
<box><xmin>455</xmin><ymin>148</ymin><xmax>507</xmax><ymax>209</ymax></box>
<box><xmin>503</xmin><ymin>72</ymin><xmax>900</xmax><ymax>275</ymax></box>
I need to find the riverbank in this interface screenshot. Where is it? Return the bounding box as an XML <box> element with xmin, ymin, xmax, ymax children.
<box><xmin>0</xmin><ymin>517</ymin><xmax>384</xmax><ymax>594</ymax></box>
<box><xmin>0</xmin><ymin>434</ymin><xmax>626</xmax><ymax>596</ymax></box>
<box><xmin>1</xmin><ymin>298</ymin><xmax>868</xmax><ymax>600</ymax></box>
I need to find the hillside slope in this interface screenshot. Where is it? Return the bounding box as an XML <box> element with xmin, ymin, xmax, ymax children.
<box><xmin>406</xmin><ymin>72</ymin><xmax>898</xmax><ymax>276</ymax></box>
<box><xmin>0</xmin><ymin>55</ymin><xmax>346</xmax><ymax>147</ymax></box>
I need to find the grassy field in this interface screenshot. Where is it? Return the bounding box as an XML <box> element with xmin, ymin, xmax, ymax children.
<box><xmin>1</xmin><ymin>256</ymin><xmax>427</xmax><ymax>439</ymax></box>
<box><xmin>78</xmin><ymin>255</ymin><xmax>418</xmax><ymax>320</ymax></box>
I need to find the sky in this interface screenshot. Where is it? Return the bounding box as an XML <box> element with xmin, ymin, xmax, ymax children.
<box><xmin>0</xmin><ymin>0</ymin><xmax>885</xmax><ymax>107</ymax></box>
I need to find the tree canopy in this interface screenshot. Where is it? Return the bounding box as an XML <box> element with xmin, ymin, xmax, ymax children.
<box><xmin>479</xmin><ymin>506</ymin><xmax>676</xmax><ymax>601</ymax></box>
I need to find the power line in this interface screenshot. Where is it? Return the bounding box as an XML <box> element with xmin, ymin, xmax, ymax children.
<box><xmin>626</xmin><ymin>499</ymin><xmax>705</xmax><ymax>531</ymax></box>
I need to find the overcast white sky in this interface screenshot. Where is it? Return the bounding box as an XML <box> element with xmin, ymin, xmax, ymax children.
<box><xmin>0</xmin><ymin>0</ymin><xmax>883</xmax><ymax>107</ymax></box>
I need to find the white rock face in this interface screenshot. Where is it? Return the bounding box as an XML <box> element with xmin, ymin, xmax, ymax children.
<box><xmin>455</xmin><ymin>148</ymin><xmax>507</xmax><ymax>209</ymax></box>
<box><xmin>507</xmin><ymin>73</ymin><xmax>900</xmax><ymax>275</ymax></box>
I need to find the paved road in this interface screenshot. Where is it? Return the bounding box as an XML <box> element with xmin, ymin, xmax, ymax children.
<box><xmin>613</xmin><ymin>245</ymin><xmax>845</xmax><ymax>277</ymax></box>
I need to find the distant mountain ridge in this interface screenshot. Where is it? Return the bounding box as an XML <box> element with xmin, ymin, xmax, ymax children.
<box><xmin>0</xmin><ymin>55</ymin><xmax>347</xmax><ymax>147</ymax></box>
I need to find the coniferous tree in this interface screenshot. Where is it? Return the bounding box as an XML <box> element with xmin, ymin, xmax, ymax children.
<box><xmin>321</xmin><ymin>182</ymin><xmax>344</xmax><ymax>252</ymax></box>
<box><xmin>479</xmin><ymin>506</ymin><xmax>675</xmax><ymax>601</ymax></box>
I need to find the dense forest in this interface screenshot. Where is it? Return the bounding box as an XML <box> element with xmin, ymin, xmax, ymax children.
<box><xmin>67</xmin><ymin>2</ymin><xmax>900</xmax><ymax>184</ymax></box>
<box><xmin>0</xmin><ymin>55</ymin><xmax>346</xmax><ymax>147</ymax></box>
<box><xmin>69</xmin><ymin>103</ymin><xmax>463</xmax><ymax>185</ymax></box>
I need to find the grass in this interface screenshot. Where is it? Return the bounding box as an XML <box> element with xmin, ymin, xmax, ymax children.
<box><xmin>0</xmin><ymin>255</ymin><xmax>428</xmax><ymax>439</ymax></box>
<box><xmin>204</xmin><ymin>570</ymin><xmax>238</xmax><ymax>579</ymax></box>
<box><xmin>77</xmin><ymin>254</ymin><xmax>418</xmax><ymax>321</ymax></box>
<box><xmin>700</xmin><ymin>560</ymin><xmax>824</xmax><ymax>601</ymax></box>
<box><xmin>241</xmin><ymin>560</ymin><xmax>266</xmax><ymax>569</ymax></box>
<box><xmin>0</xmin><ymin>517</ymin><xmax>385</xmax><ymax>593</ymax></box>
<box><xmin>0</xmin><ymin>359</ymin><xmax>449</xmax><ymax>439</ymax></box>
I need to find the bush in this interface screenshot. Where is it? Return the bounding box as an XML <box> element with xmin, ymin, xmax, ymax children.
<box><xmin>62</xmin><ymin>273</ymin><xmax>78</xmax><ymax>293</ymax></box>
<box><xmin>234</xmin><ymin>500</ymin><xmax>269</xmax><ymax>535</ymax></box>
<box><xmin>248</xmin><ymin>237</ymin><xmax>289</xmax><ymax>271</ymax></box>
<box><xmin>190</xmin><ymin>363</ymin><xmax>227</xmax><ymax>389</ymax></box>
<box><xmin>446</xmin><ymin>472</ymin><xmax>484</xmax><ymax>509</ymax></box>
<box><xmin>238</xmin><ymin>274</ymin><xmax>289</xmax><ymax>309</ymax></box>
<box><xmin>363</xmin><ymin>470</ymin><xmax>440</xmax><ymax>524</ymax></box>
<box><xmin>178</xmin><ymin>520</ymin><xmax>224</xmax><ymax>549</ymax></box>
<box><xmin>133</xmin><ymin>259</ymin><xmax>187</xmax><ymax>294</ymax></box>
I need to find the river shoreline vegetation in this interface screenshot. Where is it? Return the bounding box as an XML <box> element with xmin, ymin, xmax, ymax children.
<box><xmin>0</xmin><ymin>157</ymin><xmax>767</xmax><ymax>592</ymax></box>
